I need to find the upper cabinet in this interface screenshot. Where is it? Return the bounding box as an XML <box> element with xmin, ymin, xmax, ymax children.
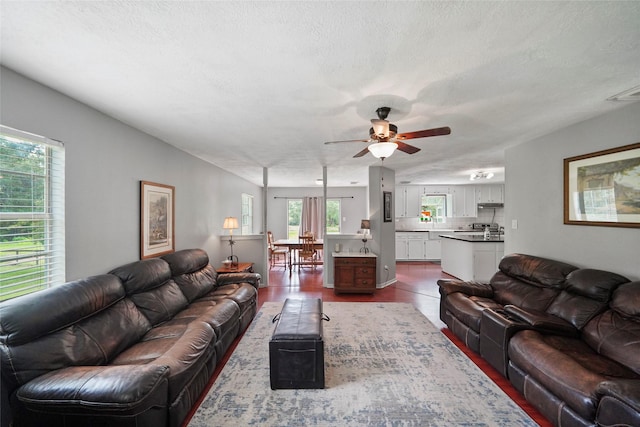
<box><xmin>476</xmin><ymin>184</ymin><xmax>504</xmax><ymax>204</ymax></box>
<box><xmin>451</xmin><ymin>185</ymin><xmax>477</xmax><ymax>218</ymax></box>
<box><xmin>395</xmin><ymin>186</ymin><xmax>422</xmax><ymax>217</ymax></box>
<box><xmin>423</xmin><ymin>186</ymin><xmax>450</xmax><ymax>194</ymax></box>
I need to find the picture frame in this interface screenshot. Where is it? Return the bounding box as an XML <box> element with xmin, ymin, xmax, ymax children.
<box><xmin>140</xmin><ymin>181</ymin><xmax>175</xmax><ymax>259</ymax></box>
<box><xmin>564</xmin><ymin>142</ymin><xmax>640</xmax><ymax>228</ymax></box>
<box><xmin>383</xmin><ymin>191</ymin><xmax>392</xmax><ymax>222</ymax></box>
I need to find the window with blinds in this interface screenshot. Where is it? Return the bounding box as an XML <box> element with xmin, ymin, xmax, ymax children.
<box><xmin>0</xmin><ymin>125</ymin><xmax>65</xmax><ymax>301</ymax></box>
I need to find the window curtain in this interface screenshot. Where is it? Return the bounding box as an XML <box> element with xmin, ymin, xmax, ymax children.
<box><xmin>299</xmin><ymin>196</ymin><xmax>324</xmax><ymax>239</ymax></box>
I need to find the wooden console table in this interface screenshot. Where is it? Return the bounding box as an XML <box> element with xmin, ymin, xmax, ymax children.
<box><xmin>217</xmin><ymin>262</ymin><xmax>254</xmax><ymax>273</ymax></box>
<box><xmin>333</xmin><ymin>253</ymin><xmax>377</xmax><ymax>294</ymax></box>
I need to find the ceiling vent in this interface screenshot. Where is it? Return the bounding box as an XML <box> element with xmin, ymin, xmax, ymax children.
<box><xmin>607</xmin><ymin>85</ymin><xmax>640</xmax><ymax>101</ymax></box>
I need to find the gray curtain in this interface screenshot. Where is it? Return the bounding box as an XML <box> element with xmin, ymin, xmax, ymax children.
<box><xmin>299</xmin><ymin>196</ymin><xmax>324</xmax><ymax>239</ymax></box>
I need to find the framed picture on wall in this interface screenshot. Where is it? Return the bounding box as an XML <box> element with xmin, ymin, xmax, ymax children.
<box><xmin>383</xmin><ymin>191</ymin><xmax>392</xmax><ymax>222</ymax></box>
<box><xmin>564</xmin><ymin>142</ymin><xmax>640</xmax><ymax>228</ymax></box>
<box><xmin>140</xmin><ymin>181</ymin><xmax>175</xmax><ymax>259</ymax></box>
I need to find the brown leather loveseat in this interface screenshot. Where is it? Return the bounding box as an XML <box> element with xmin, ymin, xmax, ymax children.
<box><xmin>0</xmin><ymin>248</ymin><xmax>260</xmax><ymax>427</ymax></box>
<box><xmin>438</xmin><ymin>253</ymin><xmax>639</xmax><ymax>427</ymax></box>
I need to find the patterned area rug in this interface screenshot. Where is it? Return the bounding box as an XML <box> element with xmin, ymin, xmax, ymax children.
<box><xmin>188</xmin><ymin>302</ymin><xmax>536</xmax><ymax>426</ymax></box>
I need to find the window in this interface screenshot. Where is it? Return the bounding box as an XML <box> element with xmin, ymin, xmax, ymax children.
<box><xmin>287</xmin><ymin>199</ymin><xmax>301</xmax><ymax>239</ymax></box>
<box><xmin>326</xmin><ymin>199</ymin><xmax>341</xmax><ymax>234</ymax></box>
<box><xmin>421</xmin><ymin>194</ymin><xmax>448</xmax><ymax>223</ymax></box>
<box><xmin>0</xmin><ymin>125</ymin><xmax>65</xmax><ymax>301</ymax></box>
<box><xmin>287</xmin><ymin>198</ymin><xmax>341</xmax><ymax>238</ymax></box>
<box><xmin>241</xmin><ymin>193</ymin><xmax>253</xmax><ymax>235</ymax></box>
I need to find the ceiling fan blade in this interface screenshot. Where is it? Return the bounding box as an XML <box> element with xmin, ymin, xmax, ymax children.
<box><xmin>396</xmin><ymin>141</ymin><xmax>421</xmax><ymax>155</ymax></box>
<box><xmin>396</xmin><ymin>126</ymin><xmax>451</xmax><ymax>140</ymax></box>
<box><xmin>324</xmin><ymin>138</ymin><xmax>369</xmax><ymax>145</ymax></box>
<box><xmin>353</xmin><ymin>147</ymin><xmax>370</xmax><ymax>158</ymax></box>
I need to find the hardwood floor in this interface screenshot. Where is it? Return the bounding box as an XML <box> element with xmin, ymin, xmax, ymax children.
<box><xmin>261</xmin><ymin>261</ymin><xmax>449</xmax><ymax>329</ymax></box>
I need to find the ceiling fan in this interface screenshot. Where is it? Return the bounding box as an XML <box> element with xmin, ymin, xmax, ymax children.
<box><xmin>324</xmin><ymin>107</ymin><xmax>451</xmax><ymax>159</ymax></box>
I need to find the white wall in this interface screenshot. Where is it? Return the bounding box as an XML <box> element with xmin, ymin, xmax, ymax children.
<box><xmin>505</xmin><ymin>101</ymin><xmax>640</xmax><ymax>281</ymax></box>
<box><xmin>1</xmin><ymin>66</ymin><xmax>263</xmax><ymax>280</ymax></box>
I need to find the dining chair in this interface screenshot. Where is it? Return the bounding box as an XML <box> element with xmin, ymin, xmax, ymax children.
<box><xmin>298</xmin><ymin>235</ymin><xmax>317</xmax><ymax>270</ymax></box>
<box><xmin>267</xmin><ymin>231</ymin><xmax>289</xmax><ymax>270</ymax></box>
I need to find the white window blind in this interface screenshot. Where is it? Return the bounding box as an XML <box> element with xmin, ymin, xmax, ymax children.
<box><xmin>0</xmin><ymin>125</ymin><xmax>65</xmax><ymax>301</ymax></box>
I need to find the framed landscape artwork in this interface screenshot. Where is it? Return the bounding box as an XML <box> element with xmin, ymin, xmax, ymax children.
<box><xmin>140</xmin><ymin>181</ymin><xmax>175</xmax><ymax>259</ymax></box>
<box><xmin>383</xmin><ymin>191</ymin><xmax>392</xmax><ymax>222</ymax></box>
<box><xmin>564</xmin><ymin>142</ymin><xmax>640</xmax><ymax>228</ymax></box>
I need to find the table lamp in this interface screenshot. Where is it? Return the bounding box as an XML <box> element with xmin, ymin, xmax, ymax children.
<box><xmin>360</xmin><ymin>219</ymin><xmax>371</xmax><ymax>254</ymax></box>
<box><xmin>223</xmin><ymin>217</ymin><xmax>239</xmax><ymax>267</ymax></box>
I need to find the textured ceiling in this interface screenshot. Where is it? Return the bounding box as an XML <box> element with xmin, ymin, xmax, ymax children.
<box><xmin>1</xmin><ymin>1</ymin><xmax>639</xmax><ymax>187</ymax></box>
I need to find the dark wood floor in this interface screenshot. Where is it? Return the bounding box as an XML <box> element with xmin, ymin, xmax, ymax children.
<box><xmin>261</xmin><ymin>261</ymin><xmax>450</xmax><ymax>329</ymax></box>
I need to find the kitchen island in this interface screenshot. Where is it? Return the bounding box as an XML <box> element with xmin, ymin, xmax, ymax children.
<box><xmin>440</xmin><ymin>234</ymin><xmax>505</xmax><ymax>282</ymax></box>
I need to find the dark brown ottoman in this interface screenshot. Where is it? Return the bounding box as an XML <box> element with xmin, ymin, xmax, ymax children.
<box><xmin>269</xmin><ymin>298</ymin><xmax>328</xmax><ymax>390</ymax></box>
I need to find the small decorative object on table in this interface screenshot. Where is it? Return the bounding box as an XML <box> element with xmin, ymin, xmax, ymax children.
<box><xmin>222</xmin><ymin>216</ymin><xmax>239</xmax><ymax>267</ymax></box>
<box><xmin>360</xmin><ymin>219</ymin><xmax>370</xmax><ymax>254</ymax></box>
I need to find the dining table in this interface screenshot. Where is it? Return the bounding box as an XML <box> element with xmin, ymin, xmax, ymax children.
<box><xmin>273</xmin><ymin>238</ymin><xmax>324</xmax><ymax>272</ymax></box>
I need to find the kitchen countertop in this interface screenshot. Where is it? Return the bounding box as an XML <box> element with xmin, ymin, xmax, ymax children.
<box><xmin>440</xmin><ymin>233</ymin><xmax>505</xmax><ymax>242</ymax></box>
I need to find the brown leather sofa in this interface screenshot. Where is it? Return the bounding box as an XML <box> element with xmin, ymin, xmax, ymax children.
<box><xmin>438</xmin><ymin>253</ymin><xmax>639</xmax><ymax>427</ymax></box>
<box><xmin>0</xmin><ymin>248</ymin><xmax>260</xmax><ymax>427</ymax></box>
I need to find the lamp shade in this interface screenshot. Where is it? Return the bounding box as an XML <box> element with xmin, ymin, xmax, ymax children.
<box><xmin>223</xmin><ymin>217</ymin><xmax>239</xmax><ymax>230</ymax></box>
<box><xmin>368</xmin><ymin>142</ymin><xmax>398</xmax><ymax>159</ymax></box>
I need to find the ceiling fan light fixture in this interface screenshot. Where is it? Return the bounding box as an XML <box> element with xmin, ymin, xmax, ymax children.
<box><xmin>371</xmin><ymin>119</ymin><xmax>389</xmax><ymax>139</ymax></box>
<box><xmin>470</xmin><ymin>171</ymin><xmax>494</xmax><ymax>181</ymax></box>
<box><xmin>368</xmin><ymin>141</ymin><xmax>398</xmax><ymax>159</ymax></box>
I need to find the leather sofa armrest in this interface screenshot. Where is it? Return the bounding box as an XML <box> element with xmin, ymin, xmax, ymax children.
<box><xmin>597</xmin><ymin>379</ymin><xmax>640</xmax><ymax>412</ymax></box>
<box><xmin>218</xmin><ymin>272</ymin><xmax>261</xmax><ymax>289</ymax></box>
<box><xmin>503</xmin><ymin>305</ymin><xmax>578</xmax><ymax>336</ymax></box>
<box><xmin>437</xmin><ymin>279</ymin><xmax>493</xmax><ymax>298</ymax></box>
<box><xmin>16</xmin><ymin>364</ymin><xmax>169</xmax><ymax>414</ymax></box>
<box><xmin>596</xmin><ymin>379</ymin><xmax>640</xmax><ymax>426</ymax></box>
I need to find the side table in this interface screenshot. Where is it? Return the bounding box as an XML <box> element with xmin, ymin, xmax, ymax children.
<box><xmin>217</xmin><ymin>262</ymin><xmax>254</xmax><ymax>273</ymax></box>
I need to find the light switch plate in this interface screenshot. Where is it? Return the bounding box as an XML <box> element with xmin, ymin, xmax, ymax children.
<box><xmin>511</xmin><ymin>219</ymin><xmax>518</xmax><ymax>229</ymax></box>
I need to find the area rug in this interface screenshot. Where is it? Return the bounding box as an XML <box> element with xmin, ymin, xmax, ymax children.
<box><xmin>188</xmin><ymin>302</ymin><xmax>537</xmax><ymax>426</ymax></box>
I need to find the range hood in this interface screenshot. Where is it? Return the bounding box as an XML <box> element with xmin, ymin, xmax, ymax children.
<box><xmin>477</xmin><ymin>202</ymin><xmax>504</xmax><ymax>208</ymax></box>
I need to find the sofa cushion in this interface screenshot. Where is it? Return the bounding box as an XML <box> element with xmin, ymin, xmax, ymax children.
<box><xmin>128</xmin><ymin>280</ymin><xmax>189</xmax><ymax>326</ymax></box>
<box><xmin>564</xmin><ymin>269</ymin><xmax>629</xmax><ymax>301</ymax></box>
<box><xmin>498</xmin><ymin>253</ymin><xmax>578</xmax><ymax>288</ymax></box>
<box><xmin>490</xmin><ymin>271</ymin><xmax>560</xmax><ymax>311</ymax></box>
<box><xmin>162</xmin><ymin>249</ymin><xmax>211</xmax><ymax>277</ymax></box>
<box><xmin>444</xmin><ymin>293</ymin><xmax>492</xmax><ymax>333</ymax></box>
<box><xmin>547</xmin><ymin>269</ymin><xmax>629</xmax><ymax>330</ymax></box>
<box><xmin>1</xmin><ymin>298</ymin><xmax>151</xmax><ymax>390</ymax></box>
<box><xmin>611</xmin><ymin>281</ymin><xmax>640</xmax><ymax>318</ymax></box>
<box><xmin>205</xmin><ymin>283</ymin><xmax>258</xmax><ymax>317</ymax></box>
<box><xmin>111</xmin><ymin>258</ymin><xmax>172</xmax><ymax>295</ymax></box>
<box><xmin>112</xmin><ymin>320</ymin><xmax>215</xmax><ymax>402</ymax></box>
<box><xmin>111</xmin><ymin>259</ymin><xmax>189</xmax><ymax>325</ymax></box>
<box><xmin>0</xmin><ymin>274</ymin><xmax>125</xmax><ymax>345</ymax></box>
<box><xmin>583</xmin><ymin>282</ymin><xmax>640</xmax><ymax>375</ymax></box>
<box><xmin>509</xmin><ymin>329</ymin><xmax>638</xmax><ymax>421</ymax></box>
<box><xmin>172</xmin><ymin>265</ymin><xmax>218</xmax><ymax>302</ymax></box>
<box><xmin>16</xmin><ymin>364</ymin><xmax>169</xmax><ymax>414</ymax></box>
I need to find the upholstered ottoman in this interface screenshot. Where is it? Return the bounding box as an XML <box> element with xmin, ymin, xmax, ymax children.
<box><xmin>269</xmin><ymin>298</ymin><xmax>328</xmax><ymax>389</ymax></box>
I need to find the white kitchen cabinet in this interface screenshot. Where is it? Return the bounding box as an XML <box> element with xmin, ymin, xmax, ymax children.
<box><xmin>395</xmin><ymin>233</ymin><xmax>409</xmax><ymax>259</ymax></box>
<box><xmin>452</xmin><ymin>185</ymin><xmax>477</xmax><ymax>218</ymax></box>
<box><xmin>477</xmin><ymin>184</ymin><xmax>504</xmax><ymax>204</ymax></box>
<box><xmin>408</xmin><ymin>236</ymin><xmax>425</xmax><ymax>259</ymax></box>
<box><xmin>425</xmin><ymin>239</ymin><xmax>441</xmax><ymax>260</ymax></box>
<box><xmin>395</xmin><ymin>186</ymin><xmax>422</xmax><ymax>217</ymax></box>
<box><xmin>395</xmin><ymin>232</ymin><xmax>441</xmax><ymax>260</ymax></box>
<box><xmin>423</xmin><ymin>185</ymin><xmax>450</xmax><ymax>195</ymax></box>
<box><xmin>441</xmin><ymin>236</ymin><xmax>504</xmax><ymax>282</ymax></box>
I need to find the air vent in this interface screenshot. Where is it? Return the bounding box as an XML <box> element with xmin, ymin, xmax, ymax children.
<box><xmin>399</xmin><ymin>180</ymin><xmax>411</xmax><ymax>184</ymax></box>
<box><xmin>607</xmin><ymin>84</ymin><xmax>640</xmax><ymax>101</ymax></box>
